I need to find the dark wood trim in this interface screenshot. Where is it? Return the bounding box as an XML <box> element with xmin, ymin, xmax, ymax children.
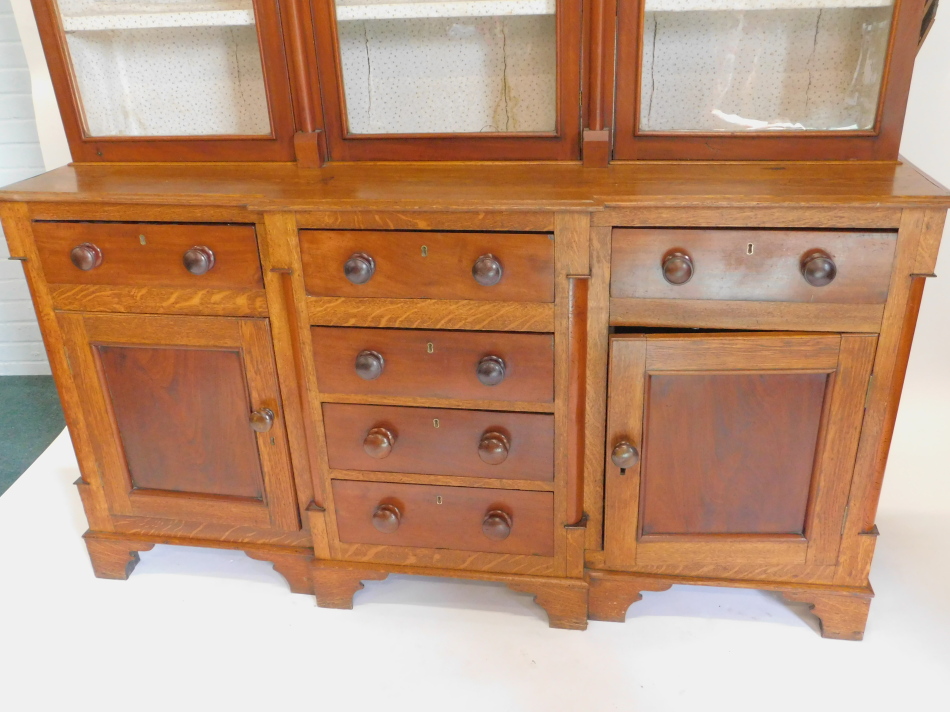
<box><xmin>309</xmin><ymin>0</ymin><xmax>583</xmax><ymax>161</ymax></box>
<box><xmin>30</xmin><ymin>0</ymin><xmax>297</xmax><ymax>162</ymax></box>
<box><xmin>612</xmin><ymin>0</ymin><xmax>923</xmax><ymax>161</ymax></box>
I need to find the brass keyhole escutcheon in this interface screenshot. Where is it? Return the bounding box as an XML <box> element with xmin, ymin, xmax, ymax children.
<box><xmin>421</xmin><ymin>245</ymin><xmax>428</xmax><ymax>257</ymax></box>
<box><xmin>747</xmin><ymin>243</ymin><xmax>754</xmax><ymax>255</ymax></box>
<box><xmin>436</xmin><ymin>496</ymin><xmax>443</xmax><ymax>505</ymax></box>
<box><xmin>427</xmin><ymin>342</ymin><xmax>434</xmax><ymax>353</ymax></box>
<box><xmin>433</xmin><ymin>419</ymin><xmax>440</xmax><ymax>428</ymax></box>
<box><xmin>139</xmin><ymin>234</ymin><xmax>147</xmax><ymax>245</ymax></box>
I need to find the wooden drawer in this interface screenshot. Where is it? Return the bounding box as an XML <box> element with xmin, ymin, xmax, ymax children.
<box><xmin>300</xmin><ymin>230</ymin><xmax>554</xmax><ymax>302</ymax></box>
<box><xmin>611</xmin><ymin>229</ymin><xmax>896</xmax><ymax>304</ymax></box>
<box><xmin>323</xmin><ymin>403</ymin><xmax>554</xmax><ymax>481</ymax></box>
<box><xmin>312</xmin><ymin>327</ymin><xmax>555</xmax><ymax>403</ymax></box>
<box><xmin>33</xmin><ymin>222</ymin><xmax>263</xmax><ymax>290</ymax></box>
<box><xmin>332</xmin><ymin>480</ymin><xmax>554</xmax><ymax>556</ymax></box>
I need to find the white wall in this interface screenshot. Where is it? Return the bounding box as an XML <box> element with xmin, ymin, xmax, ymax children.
<box><xmin>0</xmin><ymin>0</ymin><xmax>53</xmax><ymax>374</ymax></box>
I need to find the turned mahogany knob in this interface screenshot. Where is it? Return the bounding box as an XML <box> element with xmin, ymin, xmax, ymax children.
<box><xmin>344</xmin><ymin>252</ymin><xmax>375</xmax><ymax>284</ymax></box>
<box><xmin>476</xmin><ymin>355</ymin><xmax>506</xmax><ymax>386</ymax></box>
<box><xmin>801</xmin><ymin>250</ymin><xmax>837</xmax><ymax>287</ymax></box>
<box><xmin>662</xmin><ymin>251</ymin><xmax>693</xmax><ymax>285</ymax></box>
<box><xmin>355</xmin><ymin>350</ymin><xmax>384</xmax><ymax>380</ymax></box>
<box><xmin>611</xmin><ymin>441</ymin><xmax>640</xmax><ymax>469</ymax></box>
<box><xmin>363</xmin><ymin>427</ymin><xmax>395</xmax><ymax>459</ymax></box>
<box><xmin>372</xmin><ymin>503</ymin><xmax>401</xmax><ymax>533</ymax></box>
<box><xmin>70</xmin><ymin>243</ymin><xmax>103</xmax><ymax>271</ymax></box>
<box><xmin>472</xmin><ymin>253</ymin><xmax>503</xmax><ymax>286</ymax></box>
<box><xmin>478</xmin><ymin>430</ymin><xmax>510</xmax><ymax>465</ymax></box>
<box><xmin>183</xmin><ymin>245</ymin><xmax>215</xmax><ymax>275</ymax></box>
<box><xmin>249</xmin><ymin>408</ymin><xmax>275</xmax><ymax>433</ymax></box>
<box><xmin>482</xmin><ymin>510</ymin><xmax>512</xmax><ymax>541</ymax></box>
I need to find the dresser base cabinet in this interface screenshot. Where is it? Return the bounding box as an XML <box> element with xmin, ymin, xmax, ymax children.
<box><xmin>1</xmin><ymin>162</ymin><xmax>947</xmax><ymax>637</ymax></box>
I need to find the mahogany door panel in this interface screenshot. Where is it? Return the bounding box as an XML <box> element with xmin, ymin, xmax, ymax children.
<box><xmin>59</xmin><ymin>312</ymin><xmax>299</xmax><ymax>531</ymax></box>
<box><xmin>331</xmin><ymin>479</ymin><xmax>555</xmax><ymax>556</ymax></box>
<box><xmin>611</xmin><ymin>229</ymin><xmax>897</xmax><ymax>304</ymax></box>
<box><xmin>323</xmin><ymin>403</ymin><xmax>554</xmax><ymax>481</ymax></box>
<box><xmin>34</xmin><ymin>222</ymin><xmax>264</xmax><ymax>291</ymax></box>
<box><xmin>312</xmin><ymin>327</ymin><xmax>555</xmax><ymax>403</ymax></box>
<box><xmin>300</xmin><ymin>230</ymin><xmax>555</xmax><ymax>302</ymax></box>
<box><xmin>604</xmin><ymin>332</ymin><xmax>876</xmax><ymax>573</ymax></box>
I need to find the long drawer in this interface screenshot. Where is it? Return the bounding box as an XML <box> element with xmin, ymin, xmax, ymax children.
<box><xmin>611</xmin><ymin>228</ymin><xmax>896</xmax><ymax>303</ymax></box>
<box><xmin>332</xmin><ymin>480</ymin><xmax>554</xmax><ymax>556</ymax></box>
<box><xmin>323</xmin><ymin>403</ymin><xmax>555</xmax><ymax>481</ymax></box>
<box><xmin>301</xmin><ymin>230</ymin><xmax>554</xmax><ymax>302</ymax></box>
<box><xmin>312</xmin><ymin>326</ymin><xmax>555</xmax><ymax>403</ymax></box>
<box><xmin>33</xmin><ymin>221</ymin><xmax>263</xmax><ymax>290</ymax></box>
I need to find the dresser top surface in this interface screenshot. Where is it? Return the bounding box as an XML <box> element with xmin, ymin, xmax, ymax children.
<box><xmin>2</xmin><ymin>160</ymin><xmax>949</xmax><ymax>211</ymax></box>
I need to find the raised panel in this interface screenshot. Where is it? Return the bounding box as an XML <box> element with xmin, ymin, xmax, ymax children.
<box><xmin>97</xmin><ymin>345</ymin><xmax>264</xmax><ymax>499</ymax></box>
<box><xmin>640</xmin><ymin>372</ymin><xmax>828</xmax><ymax>536</ymax></box>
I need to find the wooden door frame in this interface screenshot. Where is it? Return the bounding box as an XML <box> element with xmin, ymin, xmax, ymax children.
<box><xmin>609</xmin><ymin>0</ymin><xmax>924</xmax><ymax>161</ymax></box>
<box><xmin>603</xmin><ymin>331</ymin><xmax>877</xmax><ymax>572</ymax></box>
<box><xmin>58</xmin><ymin>312</ymin><xmax>300</xmax><ymax>531</ymax></box>
<box><xmin>308</xmin><ymin>0</ymin><xmax>583</xmax><ymax>161</ymax></box>
<box><xmin>30</xmin><ymin>0</ymin><xmax>297</xmax><ymax>162</ymax></box>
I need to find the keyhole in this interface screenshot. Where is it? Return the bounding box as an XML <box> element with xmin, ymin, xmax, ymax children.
<box><xmin>747</xmin><ymin>243</ymin><xmax>754</xmax><ymax>255</ymax></box>
<box><xmin>433</xmin><ymin>419</ymin><xmax>440</xmax><ymax>428</ymax></box>
<box><xmin>436</xmin><ymin>496</ymin><xmax>443</xmax><ymax>505</ymax></box>
<box><xmin>426</xmin><ymin>342</ymin><xmax>434</xmax><ymax>353</ymax></box>
<box><xmin>421</xmin><ymin>245</ymin><xmax>428</xmax><ymax>257</ymax></box>
<box><xmin>139</xmin><ymin>234</ymin><xmax>147</xmax><ymax>245</ymax></box>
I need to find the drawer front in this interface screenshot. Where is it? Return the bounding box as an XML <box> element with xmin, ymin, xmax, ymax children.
<box><xmin>312</xmin><ymin>327</ymin><xmax>555</xmax><ymax>403</ymax></box>
<box><xmin>33</xmin><ymin>222</ymin><xmax>264</xmax><ymax>290</ymax></box>
<box><xmin>332</xmin><ymin>480</ymin><xmax>554</xmax><ymax>556</ymax></box>
<box><xmin>301</xmin><ymin>230</ymin><xmax>554</xmax><ymax>302</ymax></box>
<box><xmin>324</xmin><ymin>403</ymin><xmax>554</xmax><ymax>481</ymax></box>
<box><xmin>611</xmin><ymin>229</ymin><xmax>896</xmax><ymax>304</ymax></box>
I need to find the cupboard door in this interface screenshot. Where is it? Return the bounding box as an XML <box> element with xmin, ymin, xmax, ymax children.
<box><xmin>32</xmin><ymin>0</ymin><xmax>295</xmax><ymax>161</ymax></box>
<box><xmin>604</xmin><ymin>332</ymin><xmax>876</xmax><ymax>571</ymax></box>
<box><xmin>59</xmin><ymin>313</ymin><xmax>299</xmax><ymax>531</ymax></box>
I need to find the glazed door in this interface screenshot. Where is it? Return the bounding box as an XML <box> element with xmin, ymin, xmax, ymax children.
<box><xmin>604</xmin><ymin>332</ymin><xmax>876</xmax><ymax>571</ymax></box>
<box><xmin>59</xmin><ymin>313</ymin><xmax>299</xmax><ymax>531</ymax></box>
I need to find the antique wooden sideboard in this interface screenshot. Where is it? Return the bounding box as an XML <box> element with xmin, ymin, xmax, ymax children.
<box><xmin>3</xmin><ymin>0</ymin><xmax>947</xmax><ymax>638</ymax></box>
<box><xmin>2</xmin><ymin>161</ymin><xmax>947</xmax><ymax>638</ymax></box>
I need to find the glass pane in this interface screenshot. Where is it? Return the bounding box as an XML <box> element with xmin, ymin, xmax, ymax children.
<box><xmin>638</xmin><ymin>0</ymin><xmax>895</xmax><ymax>133</ymax></box>
<box><xmin>55</xmin><ymin>0</ymin><xmax>271</xmax><ymax>137</ymax></box>
<box><xmin>334</xmin><ymin>1</ymin><xmax>557</xmax><ymax>134</ymax></box>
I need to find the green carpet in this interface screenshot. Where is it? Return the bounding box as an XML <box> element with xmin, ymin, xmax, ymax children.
<box><xmin>0</xmin><ymin>376</ymin><xmax>66</xmax><ymax>496</ymax></box>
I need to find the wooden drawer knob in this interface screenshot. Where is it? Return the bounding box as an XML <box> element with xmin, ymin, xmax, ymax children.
<box><xmin>70</xmin><ymin>242</ymin><xmax>103</xmax><ymax>271</ymax></box>
<box><xmin>363</xmin><ymin>426</ymin><xmax>395</xmax><ymax>459</ymax></box>
<box><xmin>344</xmin><ymin>252</ymin><xmax>375</xmax><ymax>284</ymax></box>
<box><xmin>801</xmin><ymin>250</ymin><xmax>837</xmax><ymax>287</ymax></box>
<box><xmin>183</xmin><ymin>246</ymin><xmax>215</xmax><ymax>275</ymax></box>
<box><xmin>478</xmin><ymin>430</ymin><xmax>510</xmax><ymax>465</ymax></box>
<box><xmin>476</xmin><ymin>355</ymin><xmax>506</xmax><ymax>386</ymax></box>
<box><xmin>372</xmin><ymin>503</ymin><xmax>401</xmax><ymax>533</ymax></box>
<box><xmin>472</xmin><ymin>253</ymin><xmax>503</xmax><ymax>286</ymax></box>
<box><xmin>249</xmin><ymin>408</ymin><xmax>275</xmax><ymax>433</ymax></box>
<box><xmin>355</xmin><ymin>350</ymin><xmax>385</xmax><ymax>380</ymax></box>
<box><xmin>662</xmin><ymin>251</ymin><xmax>693</xmax><ymax>285</ymax></box>
<box><xmin>611</xmin><ymin>441</ymin><xmax>640</xmax><ymax>469</ymax></box>
<box><xmin>482</xmin><ymin>509</ymin><xmax>512</xmax><ymax>541</ymax></box>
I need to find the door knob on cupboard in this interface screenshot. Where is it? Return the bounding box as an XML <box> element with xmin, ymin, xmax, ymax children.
<box><xmin>662</xmin><ymin>251</ymin><xmax>693</xmax><ymax>285</ymax></box>
<box><xmin>372</xmin><ymin>503</ymin><xmax>401</xmax><ymax>533</ymax></box>
<box><xmin>476</xmin><ymin>355</ymin><xmax>506</xmax><ymax>386</ymax></box>
<box><xmin>183</xmin><ymin>246</ymin><xmax>215</xmax><ymax>275</ymax></box>
<box><xmin>70</xmin><ymin>243</ymin><xmax>103</xmax><ymax>271</ymax></box>
<box><xmin>355</xmin><ymin>350</ymin><xmax>385</xmax><ymax>380</ymax></box>
<box><xmin>344</xmin><ymin>252</ymin><xmax>375</xmax><ymax>284</ymax></box>
<box><xmin>611</xmin><ymin>441</ymin><xmax>640</xmax><ymax>469</ymax></box>
<box><xmin>364</xmin><ymin>427</ymin><xmax>395</xmax><ymax>459</ymax></box>
<box><xmin>472</xmin><ymin>253</ymin><xmax>503</xmax><ymax>286</ymax></box>
<box><xmin>478</xmin><ymin>431</ymin><xmax>510</xmax><ymax>465</ymax></box>
<box><xmin>801</xmin><ymin>250</ymin><xmax>837</xmax><ymax>287</ymax></box>
<box><xmin>249</xmin><ymin>408</ymin><xmax>275</xmax><ymax>433</ymax></box>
